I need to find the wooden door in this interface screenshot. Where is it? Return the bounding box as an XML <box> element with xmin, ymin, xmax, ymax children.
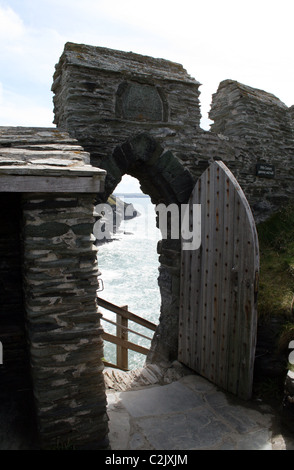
<box><xmin>178</xmin><ymin>161</ymin><xmax>259</xmax><ymax>400</ymax></box>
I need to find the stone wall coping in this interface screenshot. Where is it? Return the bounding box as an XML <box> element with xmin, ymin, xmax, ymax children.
<box><xmin>213</xmin><ymin>79</ymin><xmax>289</xmax><ymax>109</ymax></box>
<box><xmin>53</xmin><ymin>42</ymin><xmax>200</xmax><ymax>87</ymax></box>
<box><xmin>0</xmin><ymin>126</ymin><xmax>106</xmax><ymax>192</ymax></box>
<box><xmin>0</xmin><ymin>163</ymin><xmax>106</xmax><ymax>176</ymax></box>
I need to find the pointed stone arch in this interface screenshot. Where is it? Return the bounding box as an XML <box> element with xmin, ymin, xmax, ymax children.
<box><xmin>96</xmin><ymin>132</ymin><xmax>195</xmax><ymax>363</ymax></box>
<box><xmin>96</xmin><ymin>132</ymin><xmax>194</xmax><ymax>207</ymax></box>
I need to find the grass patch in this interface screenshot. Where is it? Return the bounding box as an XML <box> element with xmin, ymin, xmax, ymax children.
<box><xmin>257</xmin><ymin>203</ymin><xmax>294</xmax><ymax>320</ymax></box>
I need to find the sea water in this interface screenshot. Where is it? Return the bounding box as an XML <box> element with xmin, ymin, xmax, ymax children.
<box><xmin>96</xmin><ymin>196</ymin><xmax>161</xmax><ymax>369</ymax></box>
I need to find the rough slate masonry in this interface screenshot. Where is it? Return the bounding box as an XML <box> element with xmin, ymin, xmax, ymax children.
<box><xmin>52</xmin><ymin>42</ymin><xmax>201</xmax><ymax>197</ymax></box>
<box><xmin>209</xmin><ymin>79</ymin><xmax>294</xmax><ymax>219</ymax></box>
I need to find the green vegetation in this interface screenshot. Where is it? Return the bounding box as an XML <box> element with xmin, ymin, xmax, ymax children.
<box><xmin>253</xmin><ymin>206</ymin><xmax>294</xmax><ymax>401</ymax></box>
<box><xmin>257</xmin><ymin>203</ymin><xmax>294</xmax><ymax>320</ymax></box>
<box><xmin>257</xmin><ymin>203</ymin><xmax>294</xmax><ymax>358</ymax></box>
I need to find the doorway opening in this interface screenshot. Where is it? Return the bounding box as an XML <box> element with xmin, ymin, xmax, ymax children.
<box><xmin>96</xmin><ymin>175</ymin><xmax>161</xmax><ymax>370</ymax></box>
<box><xmin>94</xmin><ymin>133</ymin><xmax>194</xmax><ymax>367</ymax></box>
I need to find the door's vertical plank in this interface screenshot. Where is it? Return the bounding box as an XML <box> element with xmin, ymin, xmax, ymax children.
<box><xmin>207</xmin><ymin>163</ymin><xmax>218</xmax><ymax>383</ymax></box>
<box><xmin>227</xmin><ymin>178</ymin><xmax>242</xmax><ymax>395</ymax></box>
<box><xmin>214</xmin><ymin>163</ymin><xmax>227</xmax><ymax>389</ymax></box>
<box><xmin>189</xmin><ymin>181</ymin><xmax>202</xmax><ymax>372</ymax></box>
<box><xmin>179</xmin><ymin>230</ymin><xmax>190</xmax><ymax>364</ymax></box>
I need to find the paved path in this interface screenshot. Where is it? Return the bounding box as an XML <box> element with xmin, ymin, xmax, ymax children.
<box><xmin>106</xmin><ymin>373</ymin><xmax>294</xmax><ymax>451</ymax></box>
<box><xmin>1</xmin><ymin>363</ymin><xmax>293</xmax><ymax>450</ymax></box>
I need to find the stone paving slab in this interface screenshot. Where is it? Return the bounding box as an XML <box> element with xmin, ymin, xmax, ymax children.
<box><xmin>119</xmin><ymin>381</ymin><xmax>204</xmax><ymax>417</ymax></box>
<box><xmin>106</xmin><ymin>374</ymin><xmax>294</xmax><ymax>451</ymax></box>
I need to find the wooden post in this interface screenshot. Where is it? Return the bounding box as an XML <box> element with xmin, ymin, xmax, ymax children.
<box><xmin>117</xmin><ymin>306</ymin><xmax>128</xmax><ymax>370</ymax></box>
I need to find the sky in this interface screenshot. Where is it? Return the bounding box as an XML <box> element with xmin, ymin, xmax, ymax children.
<box><xmin>0</xmin><ymin>0</ymin><xmax>293</xmax><ymax>192</ymax></box>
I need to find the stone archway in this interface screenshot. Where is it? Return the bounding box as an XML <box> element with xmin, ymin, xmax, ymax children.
<box><xmin>96</xmin><ymin>132</ymin><xmax>194</xmax><ymax>364</ymax></box>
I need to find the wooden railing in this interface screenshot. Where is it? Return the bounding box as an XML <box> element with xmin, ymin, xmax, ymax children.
<box><xmin>97</xmin><ymin>297</ymin><xmax>157</xmax><ymax>371</ymax></box>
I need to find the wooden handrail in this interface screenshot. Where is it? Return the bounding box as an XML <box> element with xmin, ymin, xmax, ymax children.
<box><xmin>102</xmin><ymin>332</ymin><xmax>150</xmax><ymax>356</ymax></box>
<box><xmin>97</xmin><ymin>296</ymin><xmax>157</xmax><ymax>371</ymax></box>
<box><xmin>101</xmin><ymin>315</ymin><xmax>153</xmax><ymax>340</ymax></box>
<box><xmin>98</xmin><ymin>297</ymin><xmax>157</xmax><ymax>331</ymax></box>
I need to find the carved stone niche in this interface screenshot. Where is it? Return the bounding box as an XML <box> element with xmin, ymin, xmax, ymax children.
<box><xmin>115</xmin><ymin>81</ymin><xmax>168</xmax><ymax>122</ymax></box>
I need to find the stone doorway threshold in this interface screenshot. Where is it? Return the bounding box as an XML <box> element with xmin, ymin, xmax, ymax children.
<box><xmin>103</xmin><ymin>361</ymin><xmax>190</xmax><ymax>392</ymax></box>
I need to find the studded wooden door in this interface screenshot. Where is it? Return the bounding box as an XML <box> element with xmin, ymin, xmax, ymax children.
<box><xmin>178</xmin><ymin>161</ymin><xmax>259</xmax><ymax>400</ymax></box>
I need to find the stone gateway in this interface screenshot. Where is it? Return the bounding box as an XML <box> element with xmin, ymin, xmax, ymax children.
<box><xmin>0</xmin><ymin>42</ymin><xmax>293</xmax><ymax>449</ymax></box>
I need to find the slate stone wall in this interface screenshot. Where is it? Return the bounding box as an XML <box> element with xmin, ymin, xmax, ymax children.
<box><xmin>208</xmin><ymin>79</ymin><xmax>294</xmax><ymax>221</ymax></box>
<box><xmin>52</xmin><ymin>42</ymin><xmax>202</xmax><ymax>172</ymax></box>
<box><xmin>22</xmin><ymin>193</ymin><xmax>108</xmax><ymax>449</ymax></box>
